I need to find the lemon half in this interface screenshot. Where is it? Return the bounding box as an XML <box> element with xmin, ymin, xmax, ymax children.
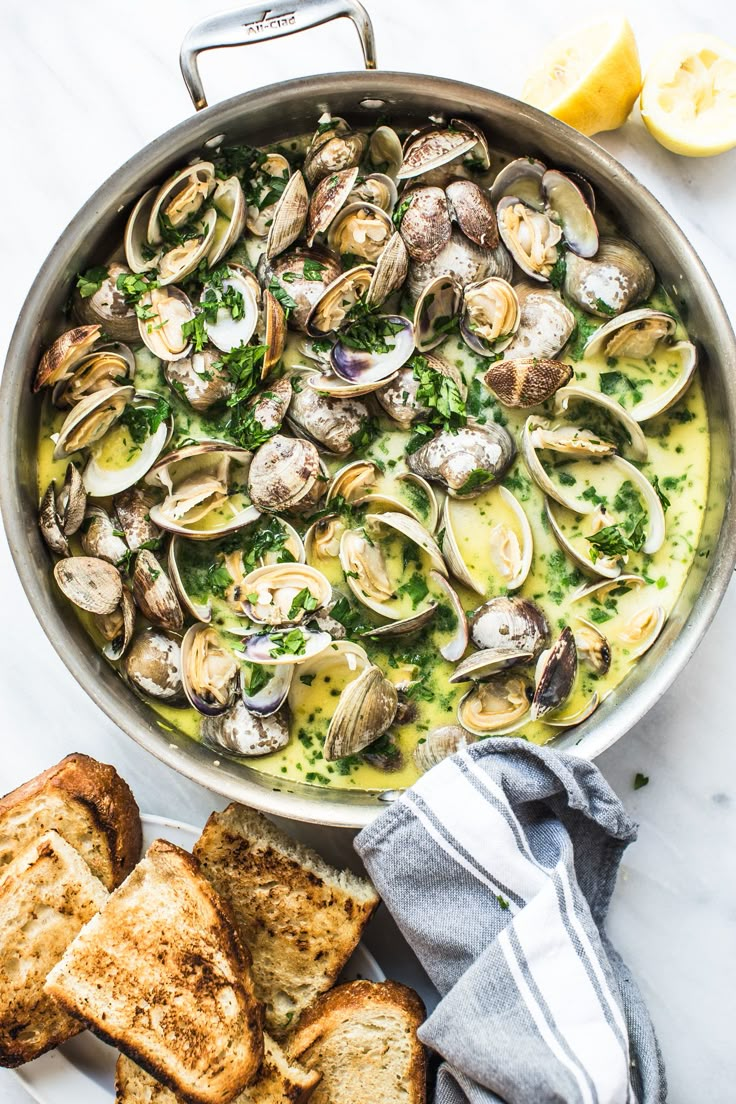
<box><xmin>522</xmin><ymin>18</ymin><xmax>642</xmax><ymax>136</ymax></box>
<box><xmin>640</xmin><ymin>34</ymin><xmax>736</xmax><ymax>157</ymax></box>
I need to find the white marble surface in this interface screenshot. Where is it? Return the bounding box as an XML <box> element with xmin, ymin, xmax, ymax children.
<box><xmin>1</xmin><ymin>1</ymin><xmax>735</xmax><ymax>1100</ymax></box>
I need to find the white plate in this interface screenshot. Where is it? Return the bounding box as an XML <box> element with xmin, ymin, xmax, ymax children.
<box><xmin>14</xmin><ymin>813</ymin><xmax>384</xmax><ymax>1104</ymax></box>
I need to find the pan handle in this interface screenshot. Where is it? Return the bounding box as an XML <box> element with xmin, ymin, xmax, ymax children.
<box><xmin>180</xmin><ymin>0</ymin><xmax>377</xmax><ymax>110</ymax></box>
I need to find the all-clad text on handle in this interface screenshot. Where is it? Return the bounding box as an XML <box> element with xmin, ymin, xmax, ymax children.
<box><xmin>180</xmin><ymin>0</ymin><xmax>377</xmax><ymax>110</ymax></box>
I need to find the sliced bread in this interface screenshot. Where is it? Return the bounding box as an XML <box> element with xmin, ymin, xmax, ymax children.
<box><xmin>288</xmin><ymin>980</ymin><xmax>426</xmax><ymax>1104</ymax></box>
<box><xmin>0</xmin><ymin>752</ymin><xmax>142</xmax><ymax>890</ymax></box>
<box><xmin>115</xmin><ymin>1033</ymin><xmax>319</xmax><ymax>1103</ymax></box>
<box><xmin>192</xmin><ymin>804</ymin><xmax>379</xmax><ymax>1035</ymax></box>
<box><xmin>45</xmin><ymin>839</ymin><xmax>263</xmax><ymax>1104</ymax></box>
<box><xmin>0</xmin><ymin>829</ymin><xmax>108</xmax><ymax>1067</ymax></box>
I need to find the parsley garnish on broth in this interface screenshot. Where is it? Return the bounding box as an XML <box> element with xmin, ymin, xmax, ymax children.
<box><xmin>118</xmin><ymin>397</ymin><xmax>171</xmax><ymax>446</ymax></box>
<box><xmin>340</xmin><ymin>299</ymin><xmax>403</xmax><ymax>354</ymax></box>
<box><xmin>76</xmin><ymin>265</ymin><xmax>109</xmax><ymax>298</ymax></box>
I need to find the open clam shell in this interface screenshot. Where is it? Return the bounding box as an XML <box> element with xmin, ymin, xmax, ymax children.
<box><xmin>553</xmin><ymin>385</ymin><xmax>649</xmax><ymax>462</ymax></box>
<box><xmin>146</xmin><ymin>442</ymin><xmax>258</xmax><ymax>538</ymax></box>
<box><xmin>369</xmin><ymin>125</ymin><xmax>403</xmax><ymax>177</ymax></box>
<box><xmin>147</xmin><ymin>162</ymin><xmax>215</xmax><ymax>245</ymax></box>
<box><xmin>263</xmin><ymin>246</ymin><xmax>342</xmax><ymax>332</ymax></box>
<box><xmin>397</xmin><ymin>119</ymin><xmax>486</xmax><ymax>181</ymax></box>
<box><xmin>574</xmin><ymin>618</ymin><xmax>612</xmax><ymax>676</ymax></box>
<box><xmin>443</xmin><ymin>486</ymin><xmax>533</xmax><ymax>595</ymax></box>
<box><xmin>246</xmin><ymin>152</ymin><xmax>291</xmax><ymax>236</ymax></box>
<box><xmin>39</xmin><ymin>467</ymin><xmax>84</xmax><ymax>551</ymax></box>
<box><xmin>96</xmin><ymin>586</ymin><xmax>137</xmax><ymax>662</ymax></box>
<box><xmin>413</xmin><ymin>274</ymin><xmax>463</xmax><ymax>351</ymax></box>
<box><xmin>323</xmin><ymin>664</ymin><xmax>398</xmax><ymax>761</ymax></box>
<box><xmin>468</xmin><ymin>596</ymin><xmax>549</xmax><ymax>660</ymax></box>
<box><xmin>242</xmin><ymin>662</ymin><xmax>293</xmax><ymax>716</ymax></box>
<box><xmin>206</xmin><ymin>175</ymin><xmax>247</xmax><ymax>267</ymax></box>
<box><xmin>306</xmin><ymin>266</ymin><xmax>374</xmax><ymax>336</ymax></box>
<box><xmin>157</xmin><ymin>207</ymin><xmax>217</xmax><ymax>286</ymax></box>
<box><xmin>545</xmin><ymin>499</ymin><xmax>622</xmax><ymax>581</ymax></box>
<box><xmin>458</xmin><ymin>674</ymin><xmax>532</xmax><ymax>736</ymax></box>
<box><xmin>370</xmin><ymin>511</ymin><xmax>446</xmax><ymax>575</ymax></box>
<box><xmin>531</xmin><ymin>627</ymin><xmax>577</xmax><ymax>720</ymax></box>
<box><xmin>180</xmin><ymin>623</ymin><xmax>239</xmax><ymax>716</ymax></box>
<box><xmin>331</xmin><ymin>315</ymin><xmax>415</xmax><ymax>387</ymax></box>
<box><xmin>414</xmin><ymin>724</ymin><xmax>476</xmax><ymax>774</ymax></box>
<box><xmin>571</xmin><ymin>575</ymin><xmax>666</xmax><ymax>661</ymax></box>
<box><xmin>34</xmin><ymin>325</ymin><xmax>101</xmax><ymax>393</ymax></box>
<box><xmin>460</xmin><ymin>277</ymin><xmax>520</xmax><ymax>356</ymax></box>
<box><xmin>583</xmin><ymin>308</ymin><xmax>678</xmax><ymax>360</ymax></box>
<box><xmin>349</xmin><ymin>172</ymin><xmax>398</xmax><ymax>214</ymax></box>
<box><xmin>306</xmin><ymin>166</ymin><xmax>360</xmax><ymax>246</ymax></box>
<box><xmin>52</xmin><ymin>343</ymin><xmax>136</xmax><ymax>409</ymax></box>
<box><xmin>304</xmin><ymin>127</ymin><xmax>367</xmax><ymax>188</ymax></box>
<box><xmin>449</xmin><ymin>645</ymin><xmax>534</xmax><ymax>683</ymax></box>
<box><xmin>83</xmin><ymin>390</ymin><xmax>173</xmax><ymax>498</ymax></box>
<box><xmin>124</xmin><ymin>187</ymin><xmax>162</xmax><ymax>273</ymax></box>
<box><xmin>137</xmin><ymin>286</ymin><xmax>195</xmax><ymax>362</ymax></box>
<box><xmin>542</xmin><ymin>169</ymin><xmax>598</xmax><ymax>258</ymax></box>
<box><xmin>496</xmin><ymin>197</ymin><xmax>562</xmax><ymax>282</ymax></box>
<box><xmin>520</xmin><ymin>416</ymin><xmax>613</xmax><ymax>513</ymax></box>
<box><xmin>327</xmin><ymin>202</ymin><xmax>393</xmax><ymax>263</ymax></box>
<box><xmin>428</xmin><ymin>571</ymin><xmax>469</xmax><ymax>662</ymax></box>
<box><xmin>236</xmin><ymin>563</ymin><xmax>331</xmax><ymax>626</ymax></box>
<box><xmin>79</xmin><ymin>506</ymin><xmax>128</xmax><ymax>566</ymax></box>
<box><xmin>629</xmin><ymin>342</ymin><xmax>697</xmax><ymax>422</ymax></box>
<box><xmin>490</xmin><ymin>158</ymin><xmax>546</xmax><ymax>209</ymax></box>
<box><xmin>266</xmin><ymin>170</ymin><xmax>309</xmax><ymax>260</ymax></box>
<box><xmin>201</xmin><ymin>268</ymin><xmax>259</xmax><ymax>353</ymax></box>
<box><xmin>237</xmin><ymin>626</ymin><xmax>332</xmax><ymax>666</ymax></box>
<box><xmin>53</xmin><ymin>385</ymin><xmax>134</xmax><ymax>461</ymax></box>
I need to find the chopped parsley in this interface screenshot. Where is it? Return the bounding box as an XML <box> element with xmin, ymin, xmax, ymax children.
<box><xmin>288</xmin><ymin>588</ymin><xmax>319</xmax><ymax>619</ymax></box>
<box><xmin>218</xmin><ymin>343</ymin><xmax>269</xmax><ymax>406</ymax></box>
<box><xmin>119</xmin><ymin>397</ymin><xmax>171</xmax><ymax>446</ymax></box>
<box><xmin>392</xmin><ymin>194</ymin><xmax>413</xmax><ymax>228</ymax></box>
<box><xmin>548</xmin><ymin>252</ymin><xmax>566</xmax><ymax>290</ymax></box>
<box><xmin>457</xmin><ymin>469</ymin><xmax>496</xmax><ymax>496</ymax></box>
<box><xmin>652</xmin><ymin>475</ymin><xmax>670</xmax><ymax>512</ymax></box>
<box><xmin>76</xmin><ymin>265</ymin><xmax>109</xmax><ymax>298</ymax></box>
<box><xmin>411</xmin><ymin>354</ymin><xmax>466</xmax><ymax>433</ymax></box>
<box><xmin>633</xmin><ymin>772</ymin><xmax>650</xmax><ymax>790</ymax></box>
<box><xmin>268</xmin><ymin>629</ymin><xmax>308</xmax><ymax>658</ymax></box>
<box><xmin>397</xmin><ymin>573</ymin><xmax>429</xmax><ymax>609</ymax></box>
<box><xmin>242</xmin><ymin>662</ymin><xmax>271</xmax><ymax>697</ymax></box>
<box><xmin>302</xmin><ymin>258</ymin><xmax>326</xmax><ymax>281</ymax></box>
<box><xmin>268</xmin><ymin>277</ymin><xmax>298</xmax><ymax>317</ymax></box>
<box><xmin>340</xmin><ymin>300</ymin><xmax>404</xmax><ymax>354</ymax></box>
<box><xmin>586</xmin><ymin>517</ymin><xmax>646</xmax><ymax>561</ymax></box>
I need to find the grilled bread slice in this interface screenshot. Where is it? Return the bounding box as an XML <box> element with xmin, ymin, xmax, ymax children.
<box><xmin>0</xmin><ymin>829</ymin><xmax>108</xmax><ymax>1067</ymax></box>
<box><xmin>115</xmin><ymin>1033</ymin><xmax>319</xmax><ymax>1103</ymax></box>
<box><xmin>45</xmin><ymin>839</ymin><xmax>263</xmax><ymax>1104</ymax></box>
<box><xmin>0</xmin><ymin>753</ymin><xmax>142</xmax><ymax>890</ymax></box>
<box><xmin>288</xmin><ymin>980</ymin><xmax>426</xmax><ymax>1104</ymax></box>
<box><xmin>193</xmin><ymin>805</ymin><xmax>379</xmax><ymax>1035</ymax></box>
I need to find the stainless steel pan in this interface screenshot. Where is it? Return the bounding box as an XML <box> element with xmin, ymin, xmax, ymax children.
<box><xmin>2</xmin><ymin>0</ymin><xmax>735</xmax><ymax>827</ymax></box>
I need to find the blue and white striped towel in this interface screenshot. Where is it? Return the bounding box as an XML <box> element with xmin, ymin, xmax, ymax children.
<box><xmin>355</xmin><ymin>739</ymin><xmax>666</xmax><ymax>1104</ymax></box>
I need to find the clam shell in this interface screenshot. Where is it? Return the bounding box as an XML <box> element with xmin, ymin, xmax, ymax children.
<box><xmin>414</xmin><ymin>724</ymin><xmax>476</xmax><ymax>773</ymax></box>
<box><xmin>407</xmin><ymin>230</ymin><xmax>513</xmax><ymax>299</ymax></box>
<box><xmin>469</xmin><ymin>596</ymin><xmax>549</xmax><ymax>659</ymax></box>
<box><xmin>287</xmin><ymin>384</ymin><xmax>370</xmax><ymax>456</ymax></box>
<box><xmin>238</xmin><ymin>563</ymin><xmax>332</xmax><ymax>626</ymax></box>
<box><xmin>39</xmin><ymin>482</ymin><xmax>70</xmax><ymax>557</ymax></box>
<box><xmin>96</xmin><ymin>586</ymin><xmax>137</xmax><ymax>662</ymax></box>
<box><xmin>502</xmin><ymin>283</ymin><xmax>575</xmax><ymax>360</ymax></box>
<box><xmin>201</xmin><ymin>699</ymin><xmax>289</xmax><ymax>757</ymax></box>
<box><xmin>429</xmin><ymin>571</ymin><xmax>469</xmax><ymax>662</ymax></box>
<box><xmin>247</xmin><ymin>434</ymin><xmax>321</xmax><ymax>512</ymax></box>
<box><xmin>52</xmin><ymin>343</ymin><xmax>136</xmax><ymax>409</ymax></box>
<box><xmin>207</xmin><ymin>175</ymin><xmax>247</xmax><ymax>267</ymax></box>
<box><xmin>490</xmin><ymin>157</ymin><xmax>546</xmax><ymax>210</ymax></box>
<box><xmin>563</xmin><ymin>237</ymin><xmax>655</xmax><ymax>317</ymax></box>
<box><xmin>366</xmin><ymin>233</ymin><xmax>409</xmax><ymax>307</ymax></box>
<box><xmin>54</xmin><ymin>556</ymin><xmax>123</xmax><ymax>615</ymax></box>
<box><xmin>113</xmin><ymin>486</ymin><xmax>161</xmax><ymax>552</ymax></box>
<box><xmin>306</xmin><ymin>166</ymin><xmax>360</xmax><ymax>246</ymax></box>
<box><xmin>124</xmin><ymin>628</ymin><xmax>183</xmax><ymax>702</ymax></box>
<box><xmin>242</xmin><ymin>663</ymin><xmax>293</xmax><ymax>716</ymax></box>
<box><xmin>496</xmin><ymin>197</ymin><xmax>562</xmax><ymax>282</ymax></box>
<box><xmin>132</xmin><ymin>548</ymin><xmax>184</xmax><ymax>632</ymax></box>
<box><xmin>304</xmin><ymin>129</ymin><xmax>367</xmax><ymax>188</ymax></box>
<box><xmin>531</xmin><ymin>627</ymin><xmax>577</xmax><ymax>720</ymax></box>
<box><xmin>449</xmin><ymin>645</ymin><xmax>533</xmax><ymax>683</ymax></box>
<box><xmin>137</xmin><ymin>286</ymin><xmax>195</xmax><ymax>362</ymax></box>
<box><xmin>238</xmin><ymin>627</ymin><xmax>332</xmax><ymax>667</ymax></box>
<box><xmin>545</xmin><ymin>499</ymin><xmax>622</xmax><ymax>581</ymax></box>
<box><xmin>399</xmin><ymin>186</ymin><xmax>452</xmax><ymax>263</ymax></box>
<box><xmin>147</xmin><ymin>162</ymin><xmax>215</xmax><ymax>244</ymax></box>
<box><xmin>83</xmin><ymin>391</ymin><xmax>172</xmax><ymax>498</ymax></box>
<box><xmin>202</xmin><ymin>268</ymin><xmax>259</xmax><ymax>353</ymax></box>
<box><xmin>583</xmin><ymin>308</ymin><xmax>677</xmax><ymax>360</ymax></box>
<box><xmin>574</xmin><ymin>618</ymin><xmax>612</xmax><ymax>676</ymax></box>
<box><xmin>80</xmin><ymin>506</ymin><xmax>128</xmax><ymax>565</ymax></box>
<box><xmin>156</xmin><ymin>207</ymin><xmax>217</xmax><ymax>286</ymax></box>
<box><xmin>553</xmin><ymin>385</ymin><xmax>648</xmax><ymax>462</ymax></box>
<box><xmin>266</xmin><ymin>170</ymin><xmax>309</xmax><ymax>260</ymax></box>
<box><xmin>72</xmin><ymin>263</ymin><xmax>139</xmax><ymax>344</ymax></box>
<box><xmin>263</xmin><ymin>246</ymin><xmax>342</xmax><ymax>332</ymax></box>
<box><xmin>53</xmin><ymin>385</ymin><xmax>134</xmax><ymax>461</ymax></box>
<box><xmin>408</xmin><ymin>422</ymin><xmax>516</xmax><ymax>498</ymax></box>
<box><xmin>397</xmin><ymin>120</ymin><xmax>483</xmax><ymax>180</ymax></box>
<box><xmin>542</xmin><ymin>169</ymin><xmax>598</xmax><ymax>258</ymax></box>
<box><xmin>307</xmin><ymin>266</ymin><xmax>374</xmax><ymax>335</ymax></box>
<box><xmin>34</xmin><ymin>325</ymin><xmax>101</xmax><ymax>393</ymax></box>
<box><xmin>446</xmin><ymin>179</ymin><xmax>499</xmax><ymax>249</ymax></box>
<box><xmin>180</xmin><ymin>624</ymin><xmax>238</xmax><ymax>716</ymax></box>
<box><xmin>413</xmin><ymin>274</ymin><xmax>463</xmax><ymax>352</ymax></box>
<box><xmin>146</xmin><ymin>442</ymin><xmax>258</xmax><ymax>538</ymax></box>
<box><xmin>484</xmin><ymin>356</ymin><xmax>573</xmax><ymax>408</ymax></box>
<box><xmin>460</xmin><ymin>277</ymin><xmax>520</xmax><ymax>356</ymax></box>
<box><xmin>458</xmin><ymin>674</ymin><xmax>532</xmax><ymax>736</ymax></box>
<box><xmin>323</xmin><ymin>665</ymin><xmax>398</xmax><ymax>760</ymax></box>
<box><xmin>369</xmin><ymin>125</ymin><xmax>403</xmax><ymax>177</ymax></box>
<box><xmin>327</xmin><ymin>202</ymin><xmax>393</xmax><ymax>263</ymax></box>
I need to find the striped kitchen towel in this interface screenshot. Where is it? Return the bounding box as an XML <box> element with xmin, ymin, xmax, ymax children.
<box><xmin>355</xmin><ymin>739</ymin><xmax>666</xmax><ymax>1104</ymax></box>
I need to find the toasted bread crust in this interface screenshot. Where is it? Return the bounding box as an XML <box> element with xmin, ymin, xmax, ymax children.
<box><xmin>193</xmin><ymin>805</ymin><xmax>379</xmax><ymax>1034</ymax></box>
<box><xmin>46</xmin><ymin>839</ymin><xmax>263</xmax><ymax>1104</ymax></box>
<box><xmin>0</xmin><ymin>753</ymin><xmax>142</xmax><ymax>889</ymax></box>
<box><xmin>0</xmin><ymin>830</ymin><xmax>108</xmax><ymax>1067</ymax></box>
<box><xmin>288</xmin><ymin>980</ymin><xmax>426</xmax><ymax>1104</ymax></box>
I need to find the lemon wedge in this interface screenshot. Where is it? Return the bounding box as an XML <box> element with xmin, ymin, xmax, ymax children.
<box><xmin>640</xmin><ymin>34</ymin><xmax>736</xmax><ymax>156</ymax></box>
<box><xmin>522</xmin><ymin>18</ymin><xmax>642</xmax><ymax>136</ymax></box>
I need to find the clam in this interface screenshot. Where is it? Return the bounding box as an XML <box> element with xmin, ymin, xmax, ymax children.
<box><xmin>397</xmin><ymin>119</ymin><xmax>489</xmax><ymax>181</ymax></box>
<box><xmin>242</xmin><ymin>663</ymin><xmax>293</xmax><ymax>716</ymax></box>
<box><xmin>490</xmin><ymin>158</ymin><xmax>546</xmax><ymax>209</ymax></box>
<box><xmin>446</xmin><ymin>180</ymin><xmax>499</xmax><ymax>248</ymax></box>
<box><xmin>39</xmin><ymin>464</ymin><xmax>86</xmax><ymax>556</ymax></box>
<box><xmin>541</xmin><ymin>169</ymin><xmax>598</xmax><ymax>258</ymax></box>
<box><xmin>327</xmin><ymin>460</ymin><xmax>439</xmax><ymax>531</ymax></box>
<box><xmin>468</xmin><ymin>596</ymin><xmax>549</xmax><ymax>660</ymax></box>
<box><xmin>572</xmin><ymin>575</ymin><xmax>665</xmax><ymax>660</ymax></box>
<box><xmin>484</xmin><ymin>356</ymin><xmax>573</xmax><ymax>408</ymax></box>
<box><xmin>323</xmin><ymin>665</ymin><xmax>398</xmax><ymax>760</ymax></box>
<box><xmin>156</xmin><ymin>209</ymin><xmax>217</xmax><ymax>285</ymax></box>
<box><xmin>265</xmin><ymin>170</ymin><xmax>309</xmax><ymax>260</ymax></box>
<box><xmin>247</xmin><ymin>376</ymin><xmax>292</xmax><ymax>436</ymax></box>
<box><xmin>545</xmin><ymin>499</ymin><xmax>623</xmax><ymax>581</ymax></box>
<box><xmin>629</xmin><ymin>341</ymin><xmax>697</xmax><ymax>422</ymax></box>
<box><xmin>496</xmin><ymin>197</ymin><xmax>562</xmax><ymax>281</ymax></box>
<box><xmin>73</xmin><ymin>263</ymin><xmax>140</xmax><ymax>343</ymax></box>
<box><xmin>145</xmin><ymin>443</ymin><xmax>258</xmax><ymax>538</ymax></box>
<box><xmin>408</xmin><ymin>422</ymin><xmax>516</xmax><ymax>498</ymax></box>
<box><xmin>460</xmin><ymin>278</ymin><xmax>520</xmax><ymax>355</ymax></box>
<box><xmin>259</xmin><ymin>287</ymin><xmax>288</xmax><ymax>376</ymax></box>
<box><xmin>413</xmin><ymin>274</ymin><xmax>463</xmax><ymax>352</ymax></box>
<box><xmin>207</xmin><ymin>175</ymin><xmax>247</xmax><ymax>267</ymax></box>
<box><xmin>414</xmin><ymin>725</ymin><xmax>476</xmax><ymax>773</ymax></box>
<box><xmin>406</xmin><ymin>230</ymin><xmax>513</xmax><ymax>299</ymax></box>
<box><xmin>531</xmin><ymin>627</ymin><xmax>577</xmax><ymax>720</ymax></box>
<box><xmin>147</xmin><ymin>162</ymin><xmax>215</xmax><ymax>244</ymax></box>
<box><xmin>113</xmin><ymin>486</ymin><xmax>162</xmax><ymax>551</ymax></box>
<box><xmin>306</xmin><ymin>166</ymin><xmax>360</xmax><ymax>246</ymax></box>
<box><xmin>521</xmin><ymin>416</ymin><xmax>616</xmax><ymax>514</ymax></box>
<box><xmin>230</xmin><ymin>563</ymin><xmax>331</xmax><ymax>626</ymax></box>
<box><xmin>201</xmin><ymin>699</ymin><xmax>289</xmax><ymax>757</ymax></box>
<box><xmin>563</xmin><ymin>237</ymin><xmax>655</xmax><ymax>317</ymax></box>
<box><xmin>553</xmin><ymin>385</ymin><xmax>648</xmax><ymax>462</ymax></box>
<box><xmin>52</xmin><ymin>343</ymin><xmax>136</xmax><ymax>409</ymax></box>
<box><xmin>442</xmin><ymin>486</ymin><xmax>533</xmax><ymax>594</ymax></box>
<box><xmin>304</xmin><ymin>123</ymin><xmax>367</xmax><ymax>188</ymax></box>
<box><xmin>574</xmin><ymin>618</ymin><xmax>611</xmax><ymax>675</ymax></box>
<box><xmin>369</xmin><ymin>125</ymin><xmax>403</xmax><ymax>177</ymax></box>
<box><xmin>458</xmin><ymin>674</ymin><xmax>532</xmax><ymax>736</ymax></box>
<box><xmin>306</xmin><ymin>267</ymin><xmax>374</xmax><ymax>335</ymax></box>
<box><xmin>584</xmin><ymin>308</ymin><xmax>677</xmax><ymax>359</ymax></box>
<box><xmin>544</xmin><ymin>692</ymin><xmax>600</xmax><ymax>728</ymax></box>
<box><xmin>369</xmin><ymin>510</ymin><xmax>446</xmax><ymax>574</ymax></box>
<box><xmin>502</xmin><ymin>283</ymin><xmax>575</xmax><ymax>360</ymax></box>
<box><xmin>449</xmin><ymin>645</ymin><xmax>534</xmax><ymax>682</ymax></box>
<box><xmin>80</xmin><ymin>506</ymin><xmax>128</xmax><ymax>566</ymax></box>
<box><xmin>327</xmin><ymin>202</ymin><xmax>393</xmax><ymax>263</ymax></box>
<box><xmin>53</xmin><ymin>385</ymin><xmax>134</xmax><ymax>461</ymax></box>
<box><xmin>237</xmin><ymin>626</ymin><xmax>332</xmax><ymax>666</ymax></box>
<box><xmin>95</xmin><ymin>587</ymin><xmax>136</xmax><ymax>662</ymax></box>
<box><xmin>349</xmin><ymin>173</ymin><xmax>398</xmax><ymax>213</ymax></box>
<box><xmin>304</xmin><ymin>515</ymin><xmax>345</xmax><ymax>566</ymax></box>
<box><xmin>246</xmin><ymin>153</ymin><xmax>291</xmax><ymax>236</ymax></box>
<box><xmin>287</xmin><ymin>384</ymin><xmax>370</xmax><ymax>456</ymax></box>
<box><xmin>201</xmin><ymin>267</ymin><xmax>259</xmax><ymax>352</ymax></box>
<box><xmin>132</xmin><ymin>548</ymin><xmax>184</xmax><ymax>632</ymax></box>
<box><xmin>137</xmin><ymin>286</ymin><xmax>195</xmax><ymax>362</ymax></box>
<box><xmin>165</xmin><ymin>349</ymin><xmax>233</xmax><ymax>412</ymax></box>
<box><xmin>247</xmin><ymin>434</ymin><xmax>322</xmax><ymax>512</ymax></box>
<box><xmin>399</xmin><ymin>187</ymin><xmax>452</xmax><ymax>264</ymax></box>
<box><xmin>33</xmin><ymin>325</ymin><xmax>101</xmax><ymax>393</ymax></box>
<box><xmin>331</xmin><ymin>316</ymin><xmax>415</xmax><ymax>387</ymax></box>
<box><xmin>83</xmin><ymin>391</ymin><xmax>173</xmax><ymax>498</ymax></box>
<box><xmin>180</xmin><ymin>624</ymin><xmax>238</xmax><ymax>716</ymax></box>
<box><xmin>376</xmin><ymin>354</ymin><xmax>465</xmax><ymax>428</ymax></box>
<box><xmin>366</xmin><ymin>233</ymin><xmax>409</xmax><ymax>307</ymax></box>
<box><xmin>262</xmin><ymin>247</ymin><xmax>342</xmax><ymax>332</ymax></box>
<box><xmin>123</xmin><ymin>187</ymin><xmax>162</xmax><ymax>272</ymax></box>
<box><xmin>54</xmin><ymin>556</ymin><xmax>123</xmax><ymax>616</ymax></box>
<box><xmin>428</xmin><ymin>571</ymin><xmax>469</xmax><ymax>662</ymax></box>
<box><xmin>287</xmin><ymin>640</ymin><xmax>369</xmax><ymax>711</ymax></box>
<box><xmin>123</xmin><ymin>628</ymin><xmax>183</xmax><ymax>702</ymax></box>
